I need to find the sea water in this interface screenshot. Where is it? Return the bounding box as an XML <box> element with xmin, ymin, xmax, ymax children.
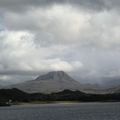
<box><xmin>0</xmin><ymin>102</ymin><xmax>120</xmax><ymax>120</ymax></box>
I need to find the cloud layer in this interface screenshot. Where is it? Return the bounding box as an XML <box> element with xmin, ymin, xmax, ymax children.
<box><xmin>1</xmin><ymin>0</ymin><xmax>120</xmax><ymax>12</ymax></box>
<box><xmin>0</xmin><ymin>0</ymin><xmax>120</xmax><ymax>85</ymax></box>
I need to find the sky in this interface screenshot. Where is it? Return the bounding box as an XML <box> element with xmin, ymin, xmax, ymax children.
<box><xmin>0</xmin><ymin>0</ymin><xmax>120</xmax><ymax>85</ymax></box>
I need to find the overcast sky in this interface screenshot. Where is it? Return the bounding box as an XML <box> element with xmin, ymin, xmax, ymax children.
<box><xmin>0</xmin><ymin>0</ymin><xmax>120</xmax><ymax>85</ymax></box>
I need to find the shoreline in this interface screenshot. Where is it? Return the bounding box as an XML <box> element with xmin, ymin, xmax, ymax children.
<box><xmin>1</xmin><ymin>101</ymin><xmax>120</xmax><ymax>107</ymax></box>
<box><xmin>12</xmin><ymin>101</ymin><xmax>120</xmax><ymax>106</ymax></box>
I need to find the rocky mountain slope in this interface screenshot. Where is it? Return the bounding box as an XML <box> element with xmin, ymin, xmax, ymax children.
<box><xmin>9</xmin><ymin>71</ymin><xmax>84</xmax><ymax>93</ymax></box>
<box><xmin>7</xmin><ymin>71</ymin><xmax>120</xmax><ymax>94</ymax></box>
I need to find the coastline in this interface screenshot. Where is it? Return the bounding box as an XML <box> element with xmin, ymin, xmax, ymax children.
<box><xmin>12</xmin><ymin>101</ymin><xmax>120</xmax><ymax>107</ymax></box>
<box><xmin>1</xmin><ymin>101</ymin><xmax>120</xmax><ymax>107</ymax></box>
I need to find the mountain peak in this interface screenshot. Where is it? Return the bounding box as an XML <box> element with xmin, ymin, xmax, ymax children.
<box><xmin>35</xmin><ymin>71</ymin><xmax>72</xmax><ymax>81</ymax></box>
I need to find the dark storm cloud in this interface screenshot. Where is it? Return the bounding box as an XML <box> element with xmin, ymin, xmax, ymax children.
<box><xmin>0</xmin><ymin>0</ymin><xmax>119</xmax><ymax>12</ymax></box>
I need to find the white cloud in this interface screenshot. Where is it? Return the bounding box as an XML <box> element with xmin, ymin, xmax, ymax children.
<box><xmin>50</xmin><ymin>59</ymin><xmax>83</xmax><ymax>71</ymax></box>
<box><xmin>0</xmin><ymin>30</ymin><xmax>82</xmax><ymax>74</ymax></box>
<box><xmin>3</xmin><ymin>5</ymin><xmax>120</xmax><ymax>49</ymax></box>
<box><xmin>0</xmin><ymin>3</ymin><xmax>120</xmax><ymax>85</ymax></box>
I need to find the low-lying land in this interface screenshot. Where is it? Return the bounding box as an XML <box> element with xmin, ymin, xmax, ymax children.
<box><xmin>0</xmin><ymin>88</ymin><xmax>120</xmax><ymax>106</ymax></box>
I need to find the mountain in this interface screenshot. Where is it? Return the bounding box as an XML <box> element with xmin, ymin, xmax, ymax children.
<box><xmin>8</xmin><ymin>71</ymin><xmax>84</xmax><ymax>93</ymax></box>
<box><xmin>7</xmin><ymin>71</ymin><xmax>120</xmax><ymax>94</ymax></box>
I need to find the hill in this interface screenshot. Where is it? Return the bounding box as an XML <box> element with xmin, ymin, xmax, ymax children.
<box><xmin>1</xmin><ymin>88</ymin><xmax>120</xmax><ymax>104</ymax></box>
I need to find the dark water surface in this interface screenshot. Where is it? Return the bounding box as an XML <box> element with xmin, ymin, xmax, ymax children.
<box><xmin>0</xmin><ymin>102</ymin><xmax>120</xmax><ymax>120</ymax></box>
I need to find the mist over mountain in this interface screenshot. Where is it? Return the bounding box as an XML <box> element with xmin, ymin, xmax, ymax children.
<box><xmin>0</xmin><ymin>85</ymin><xmax>2</xmax><ymax>89</ymax></box>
